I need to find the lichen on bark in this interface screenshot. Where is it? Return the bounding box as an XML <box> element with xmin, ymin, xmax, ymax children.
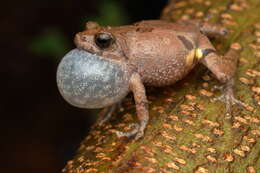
<box><xmin>63</xmin><ymin>0</ymin><xmax>260</xmax><ymax>172</ymax></box>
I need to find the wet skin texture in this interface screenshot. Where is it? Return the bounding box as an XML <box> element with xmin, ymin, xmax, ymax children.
<box><xmin>57</xmin><ymin>20</ymin><xmax>243</xmax><ymax>140</ymax></box>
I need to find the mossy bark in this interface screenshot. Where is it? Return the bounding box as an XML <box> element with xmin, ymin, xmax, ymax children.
<box><xmin>63</xmin><ymin>0</ymin><xmax>260</xmax><ymax>172</ymax></box>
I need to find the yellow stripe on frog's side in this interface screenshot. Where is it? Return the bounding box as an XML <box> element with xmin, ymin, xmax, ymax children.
<box><xmin>185</xmin><ymin>48</ymin><xmax>204</xmax><ymax>67</ymax></box>
<box><xmin>185</xmin><ymin>49</ymin><xmax>195</xmax><ymax>67</ymax></box>
<box><xmin>195</xmin><ymin>48</ymin><xmax>203</xmax><ymax>59</ymax></box>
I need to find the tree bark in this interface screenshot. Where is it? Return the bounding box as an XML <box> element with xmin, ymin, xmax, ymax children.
<box><xmin>63</xmin><ymin>0</ymin><xmax>260</xmax><ymax>172</ymax></box>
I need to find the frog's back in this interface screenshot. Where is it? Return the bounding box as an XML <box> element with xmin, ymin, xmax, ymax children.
<box><xmin>133</xmin><ymin>20</ymin><xmax>200</xmax><ymax>33</ymax></box>
<box><xmin>125</xmin><ymin>20</ymin><xmax>202</xmax><ymax>86</ymax></box>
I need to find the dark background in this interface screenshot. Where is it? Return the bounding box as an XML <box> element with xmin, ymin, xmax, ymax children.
<box><xmin>1</xmin><ymin>0</ymin><xmax>167</xmax><ymax>172</ymax></box>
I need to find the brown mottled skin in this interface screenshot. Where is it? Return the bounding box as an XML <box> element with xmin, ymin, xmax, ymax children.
<box><xmin>74</xmin><ymin>20</ymin><xmax>243</xmax><ymax>140</ymax></box>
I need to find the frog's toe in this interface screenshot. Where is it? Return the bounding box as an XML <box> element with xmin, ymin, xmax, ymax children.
<box><xmin>212</xmin><ymin>86</ymin><xmax>246</xmax><ymax>118</ymax></box>
<box><xmin>211</xmin><ymin>84</ymin><xmax>225</xmax><ymax>92</ymax></box>
<box><xmin>116</xmin><ymin>123</ymin><xmax>141</xmax><ymax>139</ymax></box>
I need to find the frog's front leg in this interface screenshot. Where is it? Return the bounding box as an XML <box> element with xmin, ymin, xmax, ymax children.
<box><xmin>116</xmin><ymin>73</ymin><xmax>149</xmax><ymax>140</ymax></box>
<box><xmin>198</xmin><ymin>36</ymin><xmax>245</xmax><ymax>116</ymax></box>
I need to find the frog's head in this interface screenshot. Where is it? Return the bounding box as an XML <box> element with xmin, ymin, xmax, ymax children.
<box><xmin>57</xmin><ymin>22</ymin><xmax>136</xmax><ymax>108</ymax></box>
<box><xmin>74</xmin><ymin>21</ymin><xmax>128</xmax><ymax>61</ymax></box>
<box><xmin>56</xmin><ymin>49</ymin><xmax>133</xmax><ymax>109</ymax></box>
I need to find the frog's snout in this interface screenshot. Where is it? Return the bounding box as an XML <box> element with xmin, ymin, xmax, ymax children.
<box><xmin>56</xmin><ymin>49</ymin><xmax>131</xmax><ymax>109</ymax></box>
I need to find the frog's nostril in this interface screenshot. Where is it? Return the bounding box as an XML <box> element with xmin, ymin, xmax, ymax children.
<box><xmin>74</xmin><ymin>34</ymin><xmax>89</xmax><ymax>48</ymax></box>
<box><xmin>75</xmin><ymin>34</ymin><xmax>87</xmax><ymax>42</ymax></box>
<box><xmin>81</xmin><ymin>35</ymin><xmax>88</xmax><ymax>41</ymax></box>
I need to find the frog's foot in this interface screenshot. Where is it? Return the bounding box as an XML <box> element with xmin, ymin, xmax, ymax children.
<box><xmin>212</xmin><ymin>79</ymin><xmax>246</xmax><ymax>118</ymax></box>
<box><xmin>116</xmin><ymin>123</ymin><xmax>144</xmax><ymax>140</ymax></box>
<box><xmin>212</xmin><ymin>88</ymin><xmax>245</xmax><ymax>117</ymax></box>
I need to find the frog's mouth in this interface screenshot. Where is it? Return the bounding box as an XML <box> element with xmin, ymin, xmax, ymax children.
<box><xmin>57</xmin><ymin>49</ymin><xmax>131</xmax><ymax>108</ymax></box>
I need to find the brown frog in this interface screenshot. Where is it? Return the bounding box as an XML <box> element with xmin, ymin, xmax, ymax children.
<box><xmin>57</xmin><ymin>20</ymin><xmax>244</xmax><ymax>140</ymax></box>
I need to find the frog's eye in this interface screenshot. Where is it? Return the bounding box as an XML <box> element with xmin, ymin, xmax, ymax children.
<box><xmin>94</xmin><ymin>33</ymin><xmax>114</xmax><ymax>49</ymax></box>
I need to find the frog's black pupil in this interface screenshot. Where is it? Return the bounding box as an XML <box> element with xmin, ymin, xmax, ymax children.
<box><xmin>95</xmin><ymin>33</ymin><xmax>113</xmax><ymax>49</ymax></box>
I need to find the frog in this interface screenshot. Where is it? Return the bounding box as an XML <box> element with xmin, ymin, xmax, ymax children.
<box><xmin>57</xmin><ymin>19</ymin><xmax>244</xmax><ymax>140</ymax></box>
